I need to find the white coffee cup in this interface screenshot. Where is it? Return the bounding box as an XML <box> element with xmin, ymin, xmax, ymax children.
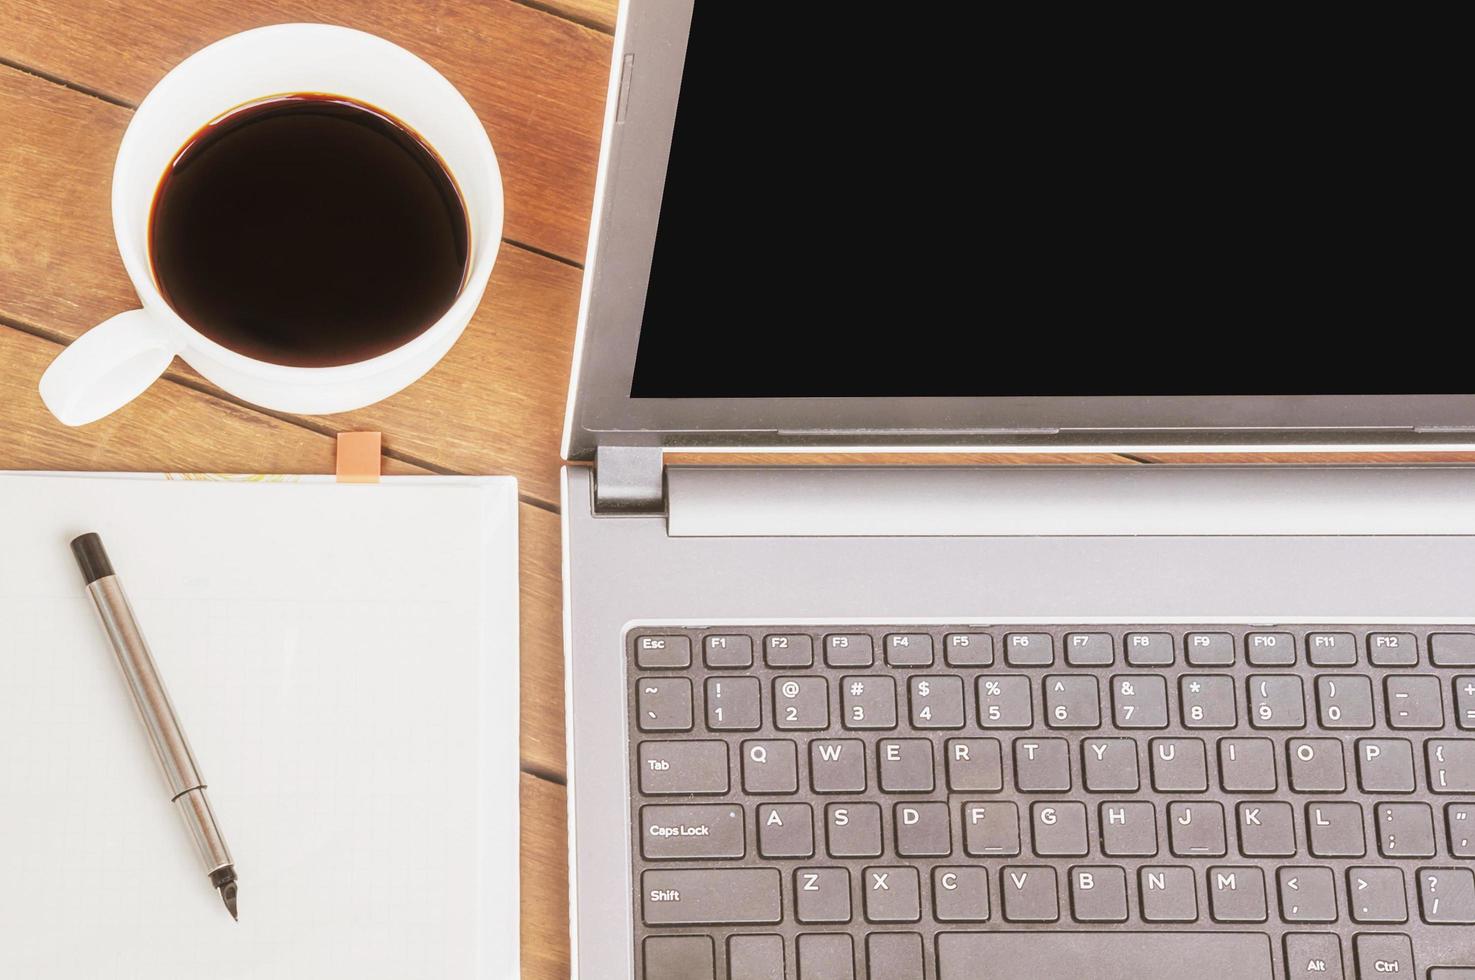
<box><xmin>40</xmin><ymin>23</ymin><xmax>503</xmax><ymax>426</ymax></box>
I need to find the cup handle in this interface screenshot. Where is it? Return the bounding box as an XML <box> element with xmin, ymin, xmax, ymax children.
<box><xmin>39</xmin><ymin>309</ymin><xmax>180</xmax><ymax>426</ymax></box>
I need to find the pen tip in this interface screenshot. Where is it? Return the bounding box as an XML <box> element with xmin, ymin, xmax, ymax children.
<box><xmin>221</xmin><ymin>880</ymin><xmax>239</xmax><ymax>921</ymax></box>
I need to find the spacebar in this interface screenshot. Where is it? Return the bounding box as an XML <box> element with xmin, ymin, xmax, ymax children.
<box><xmin>937</xmin><ymin>932</ymin><xmax>1273</xmax><ymax>980</ymax></box>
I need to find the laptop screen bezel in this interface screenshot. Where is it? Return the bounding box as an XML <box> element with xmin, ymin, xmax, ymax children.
<box><xmin>561</xmin><ymin>0</ymin><xmax>1475</xmax><ymax>460</ymax></box>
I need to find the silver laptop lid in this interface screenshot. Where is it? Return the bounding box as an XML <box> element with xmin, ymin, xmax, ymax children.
<box><xmin>562</xmin><ymin>2</ymin><xmax>1470</xmax><ymax>462</ymax></box>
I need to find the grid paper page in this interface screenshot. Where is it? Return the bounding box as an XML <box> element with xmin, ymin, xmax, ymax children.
<box><xmin>0</xmin><ymin>475</ymin><xmax>518</xmax><ymax>979</ymax></box>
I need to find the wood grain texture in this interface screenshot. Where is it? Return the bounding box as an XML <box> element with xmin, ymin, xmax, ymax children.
<box><xmin>520</xmin><ymin>772</ymin><xmax>571</xmax><ymax>978</ymax></box>
<box><xmin>0</xmin><ymin>0</ymin><xmax>611</xmax><ymax>263</ymax></box>
<box><xmin>0</xmin><ymin>67</ymin><xmax>577</xmax><ymax>505</ymax></box>
<box><xmin>530</xmin><ymin>0</ymin><xmax>616</xmax><ymax>33</ymax></box>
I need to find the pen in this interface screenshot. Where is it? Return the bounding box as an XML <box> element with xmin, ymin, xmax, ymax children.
<box><xmin>70</xmin><ymin>532</ymin><xmax>239</xmax><ymax>921</ymax></box>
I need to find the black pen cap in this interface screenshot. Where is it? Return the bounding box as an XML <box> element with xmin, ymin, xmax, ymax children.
<box><xmin>70</xmin><ymin>532</ymin><xmax>116</xmax><ymax>585</ymax></box>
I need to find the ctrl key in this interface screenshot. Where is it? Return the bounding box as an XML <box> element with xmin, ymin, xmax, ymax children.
<box><xmin>644</xmin><ymin>936</ymin><xmax>713</xmax><ymax>980</ymax></box>
<box><xmin>1354</xmin><ymin>934</ymin><xmax>1413</xmax><ymax>979</ymax></box>
<box><xmin>643</xmin><ymin>869</ymin><xmax>782</xmax><ymax>925</ymax></box>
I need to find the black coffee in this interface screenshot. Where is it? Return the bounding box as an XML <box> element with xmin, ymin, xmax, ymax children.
<box><xmin>149</xmin><ymin>94</ymin><xmax>469</xmax><ymax>367</ymax></box>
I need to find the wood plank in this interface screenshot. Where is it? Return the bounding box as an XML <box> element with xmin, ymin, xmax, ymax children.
<box><xmin>0</xmin><ymin>326</ymin><xmax>569</xmax><ymax>780</ymax></box>
<box><xmin>0</xmin><ymin>0</ymin><xmax>611</xmax><ymax>262</ymax></box>
<box><xmin>0</xmin><ymin>68</ymin><xmax>577</xmax><ymax>505</ymax></box>
<box><xmin>534</xmin><ymin>0</ymin><xmax>617</xmax><ymax>33</ymax></box>
<box><xmin>520</xmin><ymin>771</ymin><xmax>571</xmax><ymax>977</ymax></box>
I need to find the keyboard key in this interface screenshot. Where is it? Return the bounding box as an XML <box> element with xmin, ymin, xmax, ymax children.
<box><xmin>1100</xmin><ymin>802</ymin><xmax>1158</xmax><ymax>857</ymax></box>
<box><xmin>1064</xmin><ymin>631</ymin><xmax>1114</xmax><ymax>666</ymax></box>
<box><xmin>866</xmin><ymin>933</ymin><xmax>923</xmax><ymax>980</ymax></box>
<box><xmin>1386</xmin><ymin>674</ymin><xmax>1444</xmax><ymax>729</ymax></box>
<box><xmin>1180</xmin><ymin>674</ymin><xmax>1237</xmax><ymax>728</ymax></box>
<box><xmin>1208</xmin><ymin>866</ymin><xmax>1267</xmax><ymax>922</ymax></box>
<box><xmin>1044</xmin><ymin>674</ymin><xmax>1100</xmax><ymax>728</ymax></box>
<box><xmin>962</xmin><ymin>802</ymin><xmax>1020</xmax><ymax>856</ymax></box>
<box><xmin>706</xmin><ymin>676</ymin><xmax>761</xmax><ymax>730</ymax></box>
<box><xmin>1432</xmin><ymin>632</ymin><xmax>1475</xmax><ymax>666</ymax></box>
<box><xmin>933</xmin><ymin>866</ymin><xmax>990</xmax><ymax>922</ymax></box>
<box><xmin>636</xmin><ymin>634</ymin><xmax>691</xmax><ymax>669</ymax></box>
<box><xmin>1000</xmin><ymin>866</ymin><xmax>1058</xmax><ymax>921</ymax></box>
<box><xmin>1288</xmin><ymin>738</ymin><xmax>1345</xmax><ymax>792</ymax></box>
<box><xmin>894</xmin><ymin>802</ymin><xmax>951</xmax><ymax>857</ymax></box>
<box><xmin>1126</xmin><ymin>631</ymin><xmax>1174</xmax><ymax>666</ymax></box>
<box><xmin>825</xmin><ymin>803</ymin><xmax>882</xmax><ymax>857</ymax></box>
<box><xmin>908</xmin><ymin>675</ymin><xmax>965</xmax><ymax>728</ymax></box>
<box><xmin>774</xmin><ymin>676</ymin><xmax>829</xmax><ymax>730</ymax></box>
<box><xmin>1247</xmin><ymin>631</ymin><xmax>1296</xmax><ymax>666</ymax></box>
<box><xmin>977</xmin><ymin>675</ymin><xmax>1033</xmax><ymax>728</ymax></box>
<box><xmin>1430</xmin><ymin>971</ymin><xmax>1475</xmax><ymax>980</ymax></box>
<box><xmin>640</xmin><ymin>804</ymin><xmax>745</xmax><ymax>860</ymax></box>
<box><xmin>757</xmin><ymin>803</ymin><xmax>814</xmax><ymax>858</ymax></box>
<box><xmin>704</xmin><ymin>634</ymin><xmax>753</xmax><ymax>668</ymax></box>
<box><xmin>1369</xmin><ymin>631</ymin><xmax>1419</xmax><ymax>666</ymax></box>
<box><xmin>1307</xmin><ymin>802</ymin><xmax>1365</xmax><ymax>857</ymax></box>
<box><xmin>1354</xmin><ymin>933</ymin><xmax>1414</xmax><ymax>978</ymax></box>
<box><xmin>936</xmin><ymin>932</ymin><xmax>1272</xmax><ymax>979</ymax></box>
<box><xmin>727</xmin><ymin>935</ymin><xmax>784</xmax><ymax>980</ymax></box>
<box><xmin>1030</xmin><ymin>801</ymin><xmax>1088</xmax><ymax>856</ymax></box>
<box><xmin>878</xmin><ymin>738</ymin><xmax>933</xmax><ymax>792</ymax></box>
<box><xmin>945</xmin><ymin>738</ymin><xmax>1003</xmax><ymax>792</ymax></box>
<box><xmin>1375</xmin><ymin>802</ymin><xmax>1436</xmax><ymax>858</ymax></box>
<box><xmin>1448</xmin><ymin>803</ymin><xmax>1475</xmax><ymax>856</ymax></box>
<box><xmin>1429</xmin><ymin>739</ymin><xmax>1475</xmax><ymax>793</ymax></box>
<box><xmin>639</xmin><ymin>677</ymin><xmax>694</xmax><ymax>731</ymax></box>
<box><xmin>861</xmin><ymin>866</ymin><xmax>920</xmax><ymax>922</ymax></box>
<box><xmin>1005</xmin><ymin>632</ymin><xmax>1054</xmax><ymax>666</ymax></box>
<box><xmin>764</xmin><ymin>633</ymin><xmax>813</xmax><ymax>667</ymax></box>
<box><xmin>840</xmin><ymin>675</ymin><xmax>896</xmax><ymax>730</ymax></box>
<box><xmin>1418</xmin><ymin>866</ymin><xmax>1475</xmax><ymax>924</ymax></box>
<box><xmin>1348</xmin><ymin>867</ymin><xmax>1408</xmax><ymax>923</ymax></box>
<box><xmin>639</xmin><ymin>740</ymin><xmax>729</xmax><ymax>795</ymax></box>
<box><xmin>1306</xmin><ymin>631</ymin><xmax>1358</xmax><ymax>666</ymax></box>
<box><xmin>1357</xmin><ymin>738</ymin><xmax>1416</xmax><ymax>793</ymax></box>
<box><xmin>884</xmin><ymin>632</ymin><xmax>933</xmax><ymax>667</ymax></box>
<box><xmin>642</xmin><ymin>868</ymin><xmax>781</xmax><ymax>925</ymax></box>
<box><xmin>809</xmin><ymin>739</ymin><xmax>865</xmax><ymax>793</ymax></box>
<box><xmin>1139</xmin><ymin>866</ymin><xmax>1198</xmax><ymax>921</ymax></box>
<box><xmin>1186</xmin><ymin>631</ymin><xmax>1235</xmax><ymax>667</ymax></box>
<box><xmin>1111</xmin><ymin>673</ymin><xmax>1169</xmax><ymax>728</ymax></box>
<box><xmin>1151</xmin><ymin>737</ymin><xmax>1208</xmax><ymax>792</ymax></box>
<box><xmin>824</xmin><ymin>633</ymin><xmax>873</xmax><ymax>667</ymax></box>
<box><xmin>1219</xmin><ymin>737</ymin><xmax>1278</xmax><ymax>792</ymax></box>
<box><xmin>1237</xmin><ymin>801</ymin><xmax>1296</xmax><ymax>857</ymax></box>
<box><xmin>644</xmin><ymin>936</ymin><xmax>713</xmax><ymax>980</ymax></box>
<box><xmin>1249</xmin><ymin>674</ymin><xmax>1306</xmax><ymax>728</ymax></box>
<box><xmin>1457</xmin><ymin>676</ymin><xmax>1475</xmax><ymax>729</ymax></box>
<box><xmin>1169</xmin><ymin>801</ymin><xmax>1226</xmax><ymax>857</ymax></box>
<box><xmin>795</xmin><ymin>867</ymin><xmax>851</xmax><ymax>923</ymax></box>
<box><xmin>796</xmin><ymin>934</ymin><xmax>852</xmax><ymax>980</ymax></box>
<box><xmin>1284</xmin><ymin>933</ymin><xmax>1343</xmax><ymax>980</ymax></box>
<box><xmin>1069</xmin><ymin>866</ymin><xmax>1128</xmax><ymax>922</ymax></box>
<box><xmin>1083</xmin><ymin>738</ymin><xmax>1140</xmax><ymax>792</ymax></box>
<box><xmin>742</xmin><ymin>739</ymin><xmax>798</xmax><ymax>794</ymax></box>
<box><xmin>944</xmin><ymin>632</ymin><xmax>993</xmax><ymax>666</ymax></box>
<box><xmin>1014</xmin><ymin>738</ymin><xmax>1071</xmax><ymax>792</ymax></box>
<box><xmin>1276</xmin><ymin>866</ymin><xmax>1337</xmax><ymax>923</ymax></box>
<box><xmin>1315</xmin><ymin>674</ymin><xmax>1374</xmax><ymax>728</ymax></box>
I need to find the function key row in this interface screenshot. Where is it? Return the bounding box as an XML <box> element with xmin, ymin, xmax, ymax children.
<box><xmin>635</xmin><ymin>630</ymin><xmax>1475</xmax><ymax>671</ymax></box>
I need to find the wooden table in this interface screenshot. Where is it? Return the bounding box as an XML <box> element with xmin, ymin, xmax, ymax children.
<box><xmin>4</xmin><ymin>4</ymin><xmax>1472</xmax><ymax>975</ymax></box>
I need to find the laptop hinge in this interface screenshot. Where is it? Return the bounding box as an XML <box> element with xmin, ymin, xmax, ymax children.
<box><xmin>594</xmin><ymin>445</ymin><xmax>665</xmax><ymax>514</ymax></box>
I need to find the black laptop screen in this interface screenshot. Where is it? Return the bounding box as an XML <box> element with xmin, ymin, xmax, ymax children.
<box><xmin>629</xmin><ymin>11</ymin><xmax>1461</xmax><ymax>398</ymax></box>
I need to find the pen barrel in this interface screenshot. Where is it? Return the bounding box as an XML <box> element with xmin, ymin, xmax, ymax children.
<box><xmin>175</xmin><ymin>787</ymin><xmax>234</xmax><ymax>875</ymax></box>
<box><xmin>85</xmin><ymin>576</ymin><xmax>206</xmax><ymax>799</ymax></box>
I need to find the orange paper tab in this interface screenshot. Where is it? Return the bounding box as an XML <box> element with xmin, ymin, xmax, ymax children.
<box><xmin>336</xmin><ymin>432</ymin><xmax>382</xmax><ymax>483</ymax></box>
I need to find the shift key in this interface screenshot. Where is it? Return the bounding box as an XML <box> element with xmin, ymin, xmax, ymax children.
<box><xmin>643</xmin><ymin>868</ymin><xmax>782</xmax><ymax>925</ymax></box>
<box><xmin>639</xmin><ymin>740</ymin><xmax>729</xmax><ymax>795</ymax></box>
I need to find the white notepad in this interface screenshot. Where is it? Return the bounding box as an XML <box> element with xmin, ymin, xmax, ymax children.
<box><xmin>0</xmin><ymin>473</ymin><xmax>519</xmax><ymax>979</ymax></box>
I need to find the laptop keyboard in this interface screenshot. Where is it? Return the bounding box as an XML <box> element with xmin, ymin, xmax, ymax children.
<box><xmin>625</xmin><ymin>625</ymin><xmax>1475</xmax><ymax>980</ymax></box>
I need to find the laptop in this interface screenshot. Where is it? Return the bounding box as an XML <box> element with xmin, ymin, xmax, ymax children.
<box><xmin>560</xmin><ymin>4</ymin><xmax>1475</xmax><ymax>978</ymax></box>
